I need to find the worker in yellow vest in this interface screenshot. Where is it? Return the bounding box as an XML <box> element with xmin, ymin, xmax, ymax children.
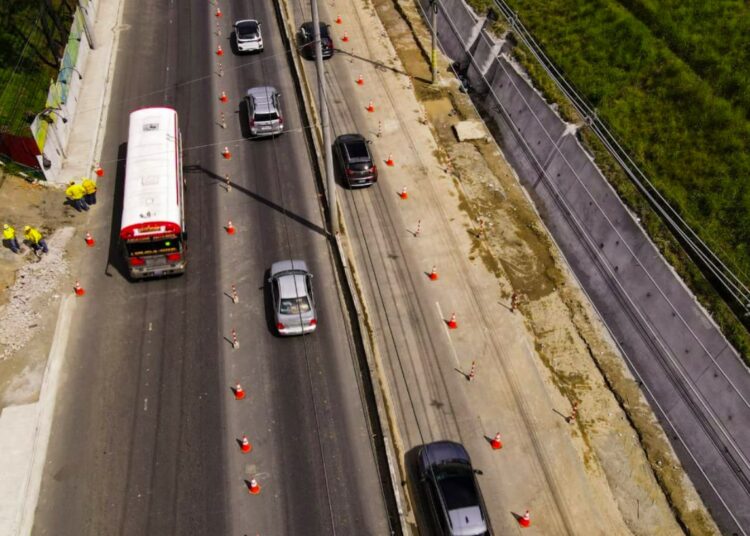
<box><xmin>65</xmin><ymin>180</ymin><xmax>89</xmax><ymax>212</ymax></box>
<box><xmin>3</xmin><ymin>223</ymin><xmax>20</xmax><ymax>253</ymax></box>
<box><xmin>81</xmin><ymin>177</ymin><xmax>97</xmax><ymax>205</ymax></box>
<box><xmin>24</xmin><ymin>226</ymin><xmax>48</xmax><ymax>255</ymax></box>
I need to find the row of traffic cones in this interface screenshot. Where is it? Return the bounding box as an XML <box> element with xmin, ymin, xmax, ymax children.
<box><xmin>231</xmin><ymin>382</ymin><xmax>261</xmax><ymax>494</ymax></box>
<box><xmin>72</xmin><ymin>230</ymin><xmax>99</xmax><ymax>295</ymax></box>
<box><xmin>211</xmin><ymin>9</ymin><xmax>263</xmax><ymax>498</ymax></box>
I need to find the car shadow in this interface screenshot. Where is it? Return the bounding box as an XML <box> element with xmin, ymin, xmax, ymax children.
<box><xmin>405</xmin><ymin>445</ymin><xmax>438</xmax><ymax>535</ymax></box>
<box><xmin>262</xmin><ymin>268</ymin><xmax>284</xmax><ymax>338</ymax></box>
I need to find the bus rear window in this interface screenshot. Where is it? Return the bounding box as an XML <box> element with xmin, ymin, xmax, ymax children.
<box><xmin>125</xmin><ymin>237</ymin><xmax>180</xmax><ymax>256</ymax></box>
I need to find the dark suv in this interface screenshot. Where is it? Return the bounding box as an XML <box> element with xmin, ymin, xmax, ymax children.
<box><xmin>334</xmin><ymin>134</ymin><xmax>378</xmax><ymax>188</ymax></box>
<box><xmin>298</xmin><ymin>22</ymin><xmax>334</xmax><ymax>59</ymax></box>
<box><xmin>418</xmin><ymin>441</ymin><xmax>492</xmax><ymax>536</ymax></box>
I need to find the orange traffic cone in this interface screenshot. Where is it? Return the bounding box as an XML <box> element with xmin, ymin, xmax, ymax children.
<box><xmin>366</xmin><ymin>100</ymin><xmax>375</xmax><ymax>112</ymax></box>
<box><xmin>248</xmin><ymin>478</ymin><xmax>261</xmax><ymax>495</ymax></box>
<box><xmin>342</xmin><ymin>32</ymin><xmax>349</xmax><ymax>42</ymax></box>
<box><xmin>386</xmin><ymin>154</ymin><xmax>395</xmax><ymax>166</ymax></box>
<box><xmin>74</xmin><ymin>280</ymin><xmax>85</xmax><ymax>296</ymax></box>
<box><xmin>222</xmin><ymin>146</ymin><xmax>231</xmax><ymax>159</ymax></box>
<box><xmin>84</xmin><ymin>232</ymin><xmax>95</xmax><ymax>247</ymax></box>
<box><xmin>356</xmin><ymin>74</ymin><xmax>364</xmax><ymax>86</ymax></box>
<box><xmin>490</xmin><ymin>433</ymin><xmax>502</xmax><ymax>450</ymax></box>
<box><xmin>216</xmin><ymin>45</ymin><xmax>224</xmax><ymax>56</ymax></box>
<box><xmin>399</xmin><ymin>187</ymin><xmax>408</xmax><ymax>200</ymax></box>
<box><xmin>240</xmin><ymin>435</ymin><xmax>252</xmax><ymax>453</ymax></box>
<box><xmin>233</xmin><ymin>383</ymin><xmax>245</xmax><ymax>400</ymax></box>
<box><xmin>447</xmin><ymin>312</ymin><xmax>458</xmax><ymax>329</ymax></box>
<box><xmin>94</xmin><ymin>163</ymin><xmax>104</xmax><ymax>177</ymax></box>
<box><xmin>519</xmin><ymin>510</ymin><xmax>531</xmax><ymax>528</ymax></box>
<box><xmin>336</xmin><ymin>15</ymin><xmax>343</xmax><ymax>24</ymax></box>
<box><xmin>225</xmin><ymin>220</ymin><xmax>236</xmax><ymax>235</ymax></box>
<box><xmin>219</xmin><ymin>91</ymin><xmax>228</xmax><ymax>103</ymax></box>
<box><xmin>428</xmin><ymin>266</ymin><xmax>438</xmax><ymax>280</ymax></box>
<box><xmin>215</xmin><ymin>7</ymin><xmax>222</xmax><ymax>17</ymax></box>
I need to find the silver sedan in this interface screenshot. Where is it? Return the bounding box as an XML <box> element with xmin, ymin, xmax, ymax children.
<box><xmin>268</xmin><ymin>260</ymin><xmax>317</xmax><ymax>336</ymax></box>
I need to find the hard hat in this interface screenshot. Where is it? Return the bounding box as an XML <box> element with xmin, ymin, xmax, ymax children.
<box><xmin>2</xmin><ymin>224</ymin><xmax>8</xmax><ymax>230</ymax></box>
<box><xmin>24</xmin><ymin>225</ymin><xmax>30</xmax><ymax>231</ymax></box>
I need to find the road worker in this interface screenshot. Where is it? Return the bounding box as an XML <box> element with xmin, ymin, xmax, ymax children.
<box><xmin>24</xmin><ymin>225</ymin><xmax>48</xmax><ymax>255</ymax></box>
<box><xmin>81</xmin><ymin>176</ymin><xmax>97</xmax><ymax>205</ymax></box>
<box><xmin>2</xmin><ymin>223</ymin><xmax>20</xmax><ymax>253</ymax></box>
<box><xmin>65</xmin><ymin>180</ymin><xmax>89</xmax><ymax>212</ymax></box>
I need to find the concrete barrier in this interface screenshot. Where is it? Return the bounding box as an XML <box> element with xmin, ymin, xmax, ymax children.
<box><xmin>421</xmin><ymin>0</ymin><xmax>750</xmax><ymax>532</ymax></box>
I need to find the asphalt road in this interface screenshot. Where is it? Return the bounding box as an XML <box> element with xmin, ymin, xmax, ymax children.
<box><xmin>31</xmin><ymin>0</ymin><xmax>390</xmax><ymax>534</ymax></box>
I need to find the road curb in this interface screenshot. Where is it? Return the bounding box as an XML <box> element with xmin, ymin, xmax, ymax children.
<box><xmin>17</xmin><ymin>296</ymin><xmax>75</xmax><ymax>536</ymax></box>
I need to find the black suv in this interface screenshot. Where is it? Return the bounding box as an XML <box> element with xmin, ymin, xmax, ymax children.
<box><xmin>418</xmin><ymin>441</ymin><xmax>492</xmax><ymax>536</ymax></box>
<box><xmin>298</xmin><ymin>22</ymin><xmax>334</xmax><ymax>59</ymax></box>
<box><xmin>334</xmin><ymin>134</ymin><xmax>378</xmax><ymax>188</ymax></box>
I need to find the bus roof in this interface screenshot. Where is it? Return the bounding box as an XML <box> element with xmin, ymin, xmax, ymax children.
<box><xmin>120</xmin><ymin>107</ymin><xmax>182</xmax><ymax>239</ymax></box>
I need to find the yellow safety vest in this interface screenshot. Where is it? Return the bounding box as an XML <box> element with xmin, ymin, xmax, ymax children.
<box><xmin>2</xmin><ymin>226</ymin><xmax>15</xmax><ymax>240</ymax></box>
<box><xmin>25</xmin><ymin>228</ymin><xmax>43</xmax><ymax>244</ymax></box>
<box><xmin>66</xmin><ymin>184</ymin><xmax>85</xmax><ymax>200</ymax></box>
<box><xmin>82</xmin><ymin>178</ymin><xmax>97</xmax><ymax>194</ymax></box>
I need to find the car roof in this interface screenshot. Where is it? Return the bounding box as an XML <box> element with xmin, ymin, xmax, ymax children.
<box><xmin>246</xmin><ymin>86</ymin><xmax>278</xmax><ymax>111</ymax></box>
<box><xmin>301</xmin><ymin>21</ymin><xmax>330</xmax><ymax>37</ymax></box>
<box><xmin>420</xmin><ymin>440</ymin><xmax>471</xmax><ymax>466</ymax></box>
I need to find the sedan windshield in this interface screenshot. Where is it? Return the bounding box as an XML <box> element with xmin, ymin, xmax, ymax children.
<box><xmin>237</xmin><ymin>21</ymin><xmax>259</xmax><ymax>39</ymax></box>
<box><xmin>280</xmin><ymin>296</ymin><xmax>311</xmax><ymax>315</ymax></box>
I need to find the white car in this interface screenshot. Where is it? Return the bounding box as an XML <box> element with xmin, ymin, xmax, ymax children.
<box><xmin>234</xmin><ymin>19</ymin><xmax>263</xmax><ymax>53</ymax></box>
<box><xmin>269</xmin><ymin>260</ymin><xmax>317</xmax><ymax>336</ymax></box>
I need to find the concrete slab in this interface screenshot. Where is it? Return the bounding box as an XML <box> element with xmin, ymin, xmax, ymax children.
<box><xmin>452</xmin><ymin>120</ymin><xmax>486</xmax><ymax>141</ymax></box>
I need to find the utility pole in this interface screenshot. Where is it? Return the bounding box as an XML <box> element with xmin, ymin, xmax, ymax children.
<box><xmin>431</xmin><ymin>0</ymin><xmax>438</xmax><ymax>84</ymax></box>
<box><xmin>311</xmin><ymin>0</ymin><xmax>338</xmax><ymax>235</ymax></box>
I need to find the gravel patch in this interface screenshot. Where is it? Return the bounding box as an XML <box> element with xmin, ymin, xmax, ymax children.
<box><xmin>0</xmin><ymin>227</ymin><xmax>74</xmax><ymax>360</ymax></box>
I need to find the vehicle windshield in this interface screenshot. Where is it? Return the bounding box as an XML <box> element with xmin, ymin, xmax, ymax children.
<box><xmin>345</xmin><ymin>141</ymin><xmax>369</xmax><ymax>158</ymax></box>
<box><xmin>435</xmin><ymin>464</ymin><xmax>479</xmax><ymax>510</ymax></box>
<box><xmin>237</xmin><ymin>21</ymin><xmax>259</xmax><ymax>39</ymax></box>
<box><xmin>280</xmin><ymin>296</ymin><xmax>311</xmax><ymax>315</ymax></box>
<box><xmin>125</xmin><ymin>237</ymin><xmax>180</xmax><ymax>256</ymax></box>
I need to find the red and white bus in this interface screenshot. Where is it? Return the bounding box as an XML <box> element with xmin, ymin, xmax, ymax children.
<box><xmin>120</xmin><ymin>107</ymin><xmax>186</xmax><ymax>279</ymax></box>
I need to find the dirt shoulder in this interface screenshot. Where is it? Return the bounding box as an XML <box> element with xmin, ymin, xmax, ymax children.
<box><xmin>0</xmin><ymin>172</ymin><xmax>78</xmax><ymax>409</ymax></box>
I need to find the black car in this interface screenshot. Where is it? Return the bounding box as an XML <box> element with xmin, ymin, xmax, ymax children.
<box><xmin>334</xmin><ymin>134</ymin><xmax>378</xmax><ymax>188</ymax></box>
<box><xmin>418</xmin><ymin>441</ymin><xmax>492</xmax><ymax>536</ymax></box>
<box><xmin>298</xmin><ymin>22</ymin><xmax>334</xmax><ymax>59</ymax></box>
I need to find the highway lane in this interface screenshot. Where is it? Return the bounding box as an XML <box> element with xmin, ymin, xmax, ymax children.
<box><xmin>32</xmin><ymin>0</ymin><xmax>391</xmax><ymax>534</ymax></box>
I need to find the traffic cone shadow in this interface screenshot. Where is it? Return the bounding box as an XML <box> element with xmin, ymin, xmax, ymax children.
<box><xmin>453</xmin><ymin>367</ymin><xmax>472</xmax><ymax>381</ymax></box>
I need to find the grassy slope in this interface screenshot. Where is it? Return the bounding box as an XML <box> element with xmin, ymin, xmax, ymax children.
<box><xmin>485</xmin><ymin>0</ymin><xmax>750</xmax><ymax>357</ymax></box>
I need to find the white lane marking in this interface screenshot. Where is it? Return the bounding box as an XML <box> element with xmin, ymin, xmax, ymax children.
<box><xmin>144</xmin><ymin>398</ymin><xmax>148</xmax><ymax>412</ymax></box>
<box><xmin>435</xmin><ymin>301</ymin><xmax>460</xmax><ymax>366</ymax></box>
<box><xmin>148</xmin><ymin>322</ymin><xmax>152</xmax><ymax>332</ymax></box>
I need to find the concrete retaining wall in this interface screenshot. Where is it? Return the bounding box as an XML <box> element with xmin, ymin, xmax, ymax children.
<box><xmin>421</xmin><ymin>0</ymin><xmax>750</xmax><ymax>532</ymax></box>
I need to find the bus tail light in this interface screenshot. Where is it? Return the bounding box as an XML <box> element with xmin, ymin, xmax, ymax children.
<box><xmin>166</xmin><ymin>252</ymin><xmax>182</xmax><ymax>262</ymax></box>
<box><xmin>129</xmin><ymin>257</ymin><xmax>145</xmax><ymax>266</ymax></box>
<box><xmin>276</xmin><ymin>322</ymin><xmax>285</xmax><ymax>330</ymax></box>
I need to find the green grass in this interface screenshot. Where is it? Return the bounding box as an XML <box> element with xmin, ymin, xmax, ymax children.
<box><xmin>0</xmin><ymin>3</ymin><xmax>70</xmax><ymax>135</ymax></box>
<box><xmin>463</xmin><ymin>0</ymin><xmax>750</xmax><ymax>358</ymax></box>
